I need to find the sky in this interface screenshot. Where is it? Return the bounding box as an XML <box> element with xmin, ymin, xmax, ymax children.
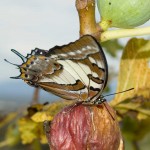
<box><xmin>0</xmin><ymin>0</ymin><xmax>79</xmax><ymax>112</ymax></box>
<box><xmin>0</xmin><ymin>0</ymin><xmax>78</xmax><ymax>82</ymax></box>
<box><xmin>0</xmin><ymin>0</ymin><xmax>149</xmax><ymax>112</ymax></box>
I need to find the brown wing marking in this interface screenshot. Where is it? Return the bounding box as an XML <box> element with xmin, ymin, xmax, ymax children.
<box><xmin>38</xmin><ymin>80</ymin><xmax>88</xmax><ymax>101</ymax></box>
<box><xmin>72</xmin><ymin>52</ymin><xmax>105</xmax><ymax>101</ymax></box>
<box><xmin>47</xmin><ymin>35</ymin><xmax>99</xmax><ymax>60</ymax></box>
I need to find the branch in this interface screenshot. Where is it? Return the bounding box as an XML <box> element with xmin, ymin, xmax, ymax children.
<box><xmin>76</xmin><ymin>0</ymin><xmax>101</xmax><ymax>39</ymax></box>
<box><xmin>100</xmin><ymin>26</ymin><xmax>150</xmax><ymax>42</ymax></box>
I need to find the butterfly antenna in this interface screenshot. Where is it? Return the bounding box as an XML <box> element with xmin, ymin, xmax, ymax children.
<box><xmin>103</xmin><ymin>88</ymin><xmax>134</xmax><ymax>98</ymax></box>
<box><xmin>10</xmin><ymin>76</ymin><xmax>21</xmax><ymax>79</ymax></box>
<box><xmin>11</xmin><ymin>49</ymin><xmax>27</xmax><ymax>63</ymax></box>
<box><xmin>4</xmin><ymin>59</ymin><xmax>19</xmax><ymax>67</ymax></box>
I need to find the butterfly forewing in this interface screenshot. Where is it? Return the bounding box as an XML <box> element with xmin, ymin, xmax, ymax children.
<box><xmin>15</xmin><ymin>35</ymin><xmax>108</xmax><ymax>103</ymax></box>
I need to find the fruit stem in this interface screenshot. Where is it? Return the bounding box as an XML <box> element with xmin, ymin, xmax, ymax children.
<box><xmin>99</xmin><ymin>20</ymin><xmax>111</xmax><ymax>31</ymax></box>
<box><xmin>100</xmin><ymin>26</ymin><xmax>150</xmax><ymax>42</ymax></box>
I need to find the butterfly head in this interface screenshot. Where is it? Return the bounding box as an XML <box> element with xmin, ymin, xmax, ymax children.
<box><xmin>5</xmin><ymin>48</ymin><xmax>53</xmax><ymax>87</ymax></box>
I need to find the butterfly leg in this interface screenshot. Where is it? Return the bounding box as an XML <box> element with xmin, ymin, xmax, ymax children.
<box><xmin>62</xmin><ymin>101</ymin><xmax>83</xmax><ymax>114</ymax></box>
<box><xmin>94</xmin><ymin>97</ymin><xmax>106</xmax><ymax>105</ymax></box>
<box><xmin>94</xmin><ymin>97</ymin><xmax>115</xmax><ymax>120</ymax></box>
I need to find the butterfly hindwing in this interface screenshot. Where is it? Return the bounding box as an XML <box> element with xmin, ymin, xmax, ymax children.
<box><xmin>12</xmin><ymin>35</ymin><xmax>108</xmax><ymax>102</ymax></box>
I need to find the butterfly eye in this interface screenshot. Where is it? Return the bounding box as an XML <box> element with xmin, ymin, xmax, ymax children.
<box><xmin>25</xmin><ymin>74</ymin><xmax>28</xmax><ymax>78</ymax></box>
<box><xmin>24</xmin><ymin>74</ymin><xmax>33</xmax><ymax>80</ymax></box>
<box><xmin>34</xmin><ymin>57</ymin><xmax>37</xmax><ymax>60</ymax></box>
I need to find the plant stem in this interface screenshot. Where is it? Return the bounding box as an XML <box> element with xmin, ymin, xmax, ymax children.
<box><xmin>32</xmin><ymin>88</ymin><xmax>39</xmax><ymax>104</ymax></box>
<box><xmin>76</xmin><ymin>0</ymin><xmax>101</xmax><ymax>39</ymax></box>
<box><xmin>114</xmin><ymin>103</ymin><xmax>150</xmax><ymax>117</ymax></box>
<box><xmin>100</xmin><ymin>26</ymin><xmax>150</xmax><ymax>42</ymax></box>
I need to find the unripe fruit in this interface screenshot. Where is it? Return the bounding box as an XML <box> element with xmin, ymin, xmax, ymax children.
<box><xmin>97</xmin><ymin>0</ymin><xmax>150</xmax><ymax>29</ymax></box>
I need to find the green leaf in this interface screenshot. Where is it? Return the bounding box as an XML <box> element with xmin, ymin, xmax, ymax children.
<box><xmin>101</xmin><ymin>39</ymin><xmax>123</xmax><ymax>57</ymax></box>
<box><xmin>122</xmin><ymin>116</ymin><xmax>150</xmax><ymax>141</ymax></box>
<box><xmin>0</xmin><ymin>112</ymin><xmax>17</xmax><ymax>129</ymax></box>
<box><xmin>5</xmin><ymin>124</ymin><xmax>20</xmax><ymax>146</ymax></box>
<box><xmin>0</xmin><ymin>123</ymin><xmax>20</xmax><ymax>148</ymax></box>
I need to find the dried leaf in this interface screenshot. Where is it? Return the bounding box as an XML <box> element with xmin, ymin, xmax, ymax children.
<box><xmin>111</xmin><ymin>38</ymin><xmax>150</xmax><ymax>106</ymax></box>
<box><xmin>18</xmin><ymin>118</ymin><xmax>38</xmax><ymax>144</ymax></box>
<box><xmin>30</xmin><ymin>101</ymin><xmax>71</xmax><ymax>123</ymax></box>
<box><xmin>18</xmin><ymin>117</ymin><xmax>46</xmax><ymax>144</ymax></box>
<box><xmin>31</xmin><ymin>112</ymin><xmax>53</xmax><ymax>122</ymax></box>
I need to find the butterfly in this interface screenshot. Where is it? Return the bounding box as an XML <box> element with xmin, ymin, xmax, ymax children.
<box><xmin>5</xmin><ymin>35</ymin><xmax>108</xmax><ymax>105</ymax></box>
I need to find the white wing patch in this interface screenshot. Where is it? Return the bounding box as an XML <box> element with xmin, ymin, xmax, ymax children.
<box><xmin>76</xmin><ymin>50</ymin><xmax>82</xmax><ymax>54</ymax></box>
<box><xmin>68</xmin><ymin>52</ymin><xmax>76</xmax><ymax>56</ymax></box>
<box><xmin>78</xmin><ymin>62</ymin><xmax>92</xmax><ymax>75</ymax></box>
<box><xmin>59</xmin><ymin>69</ymin><xmax>76</xmax><ymax>84</ymax></box>
<box><xmin>52</xmin><ymin>76</ymin><xmax>66</xmax><ymax>84</ymax></box>
<box><xmin>50</xmin><ymin>55</ymin><xmax>58</xmax><ymax>59</ymax></box>
<box><xmin>58</xmin><ymin>54</ymin><xmax>68</xmax><ymax>57</ymax></box>
<box><xmin>39</xmin><ymin>77</ymin><xmax>54</xmax><ymax>83</ymax></box>
<box><xmin>96</xmin><ymin>60</ymin><xmax>103</xmax><ymax>69</ymax></box>
<box><xmin>57</xmin><ymin>60</ymin><xmax>81</xmax><ymax>82</ymax></box>
<box><xmin>86</xmin><ymin>45</ymin><xmax>92</xmax><ymax>49</ymax></box>
<box><xmin>82</xmin><ymin>47</ymin><xmax>86</xmax><ymax>51</ymax></box>
<box><xmin>92</xmin><ymin>72</ymin><xmax>99</xmax><ymax>78</ymax></box>
<box><xmin>90</xmin><ymin>80</ymin><xmax>102</xmax><ymax>89</ymax></box>
<box><xmin>89</xmin><ymin>57</ymin><xmax>96</xmax><ymax>64</ymax></box>
<box><xmin>65</xmin><ymin>60</ymin><xmax>89</xmax><ymax>86</ymax></box>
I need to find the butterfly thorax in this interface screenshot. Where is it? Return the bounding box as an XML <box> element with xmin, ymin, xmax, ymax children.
<box><xmin>20</xmin><ymin>54</ymin><xmax>62</xmax><ymax>87</ymax></box>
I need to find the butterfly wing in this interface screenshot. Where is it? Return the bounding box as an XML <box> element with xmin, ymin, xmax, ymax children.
<box><xmin>19</xmin><ymin>35</ymin><xmax>108</xmax><ymax>102</ymax></box>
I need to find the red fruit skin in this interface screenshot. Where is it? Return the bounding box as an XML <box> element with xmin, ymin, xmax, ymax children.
<box><xmin>88</xmin><ymin>103</ymin><xmax>122</xmax><ymax>150</ymax></box>
<box><xmin>47</xmin><ymin>103</ymin><xmax>123</xmax><ymax>150</ymax></box>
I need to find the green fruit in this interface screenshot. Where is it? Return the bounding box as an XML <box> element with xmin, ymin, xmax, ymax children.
<box><xmin>97</xmin><ymin>0</ymin><xmax>150</xmax><ymax>29</ymax></box>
